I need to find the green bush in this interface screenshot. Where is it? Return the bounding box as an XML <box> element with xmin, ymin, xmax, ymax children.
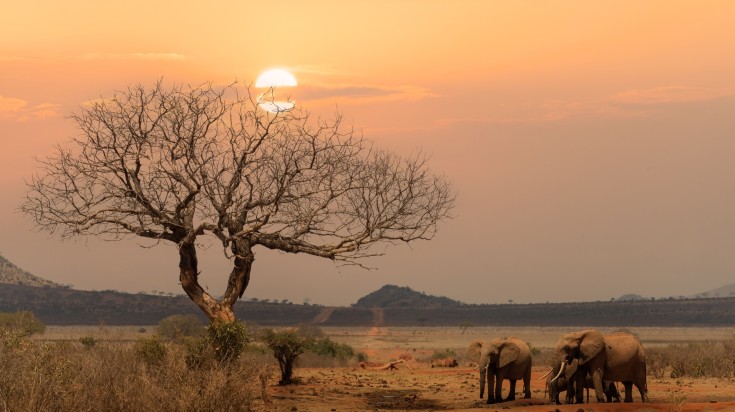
<box><xmin>207</xmin><ymin>320</ymin><xmax>250</xmax><ymax>363</ymax></box>
<box><xmin>261</xmin><ymin>328</ymin><xmax>315</xmax><ymax>385</ymax></box>
<box><xmin>79</xmin><ymin>336</ymin><xmax>97</xmax><ymax>348</ymax></box>
<box><xmin>0</xmin><ymin>311</ymin><xmax>46</xmax><ymax>336</ymax></box>
<box><xmin>158</xmin><ymin>314</ymin><xmax>204</xmax><ymax>339</ymax></box>
<box><xmin>134</xmin><ymin>335</ymin><xmax>167</xmax><ymax>367</ymax></box>
<box><xmin>308</xmin><ymin>337</ymin><xmax>355</xmax><ymax>360</ymax></box>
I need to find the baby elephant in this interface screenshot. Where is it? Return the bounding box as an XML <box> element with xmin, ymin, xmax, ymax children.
<box><xmin>545</xmin><ymin>360</ymin><xmax>621</xmax><ymax>404</ymax></box>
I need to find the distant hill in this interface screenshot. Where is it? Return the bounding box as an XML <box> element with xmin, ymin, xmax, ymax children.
<box><xmin>0</xmin><ymin>253</ymin><xmax>60</xmax><ymax>288</ymax></box>
<box><xmin>690</xmin><ymin>283</ymin><xmax>735</xmax><ymax>299</ymax></box>
<box><xmin>354</xmin><ymin>285</ymin><xmax>463</xmax><ymax>309</ymax></box>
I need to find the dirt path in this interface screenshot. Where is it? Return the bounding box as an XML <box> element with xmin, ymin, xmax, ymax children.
<box><xmin>312</xmin><ymin>307</ymin><xmax>336</xmax><ymax>324</ymax></box>
<box><xmin>371</xmin><ymin>307</ymin><xmax>384</xmax><ymax>327</ymax></box>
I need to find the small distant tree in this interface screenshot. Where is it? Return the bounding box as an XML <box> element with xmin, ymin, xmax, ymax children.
<box><xmin>0</xmin><ymin>311</ymin><xmax>46</xmax><ymax>336</ymax></box>
<box><xmin>22</xmin><ymin>81</ymin><xmax>454</xmax><ymax>323</ymax></box>
<box><xmin>261</xmin><ymin>328</ymin><xmax>316</xmax><ymax>385</ymax></box>
<box><xmin>458</xmin><ymin>321</ymin><xmax>474</xmax><ymax>334</ymax></box>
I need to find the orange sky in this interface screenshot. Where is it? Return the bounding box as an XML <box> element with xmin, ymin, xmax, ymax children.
<box><xmin>2</xmin><ymin>1</ymin><xmax>735</xmax><ymax>305</ymax></box>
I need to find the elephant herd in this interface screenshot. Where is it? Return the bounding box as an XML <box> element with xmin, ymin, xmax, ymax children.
<box><xmin>466</xmin><ymin>329</ymin><xmax>649</xmax><ymax>405</ymax></box>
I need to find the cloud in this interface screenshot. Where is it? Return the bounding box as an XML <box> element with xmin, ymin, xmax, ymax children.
<box><xmin>0</xmin><ymin>96</ymin><xmax>28</xmax><ymax>114</ymax></box>
<box><xmin>298</xmin><ymin>83</ymin><xmax>437</xmax><ymax>104</ymax></box>
<box><xmin>77</xmin><ymin>52</ymin><xmax>188</xmax><ymax>61</ymax></box>
<box><xmin>0</xmin><ymin>97</ymin><xmax>61</xmax><ymax>122</ymax></box>
<box><xmin>538</xmin><ymin>86</ymin><xmax>733</xmax><ymax>122</ymax></box>
<box><xmin>611</xmin><ymin>85</ymin><xmax>728</xmax><ymax>105</ymax></box>
<box><xmin>16</xmin><ymin>103</ymin><xmax>63</xmax><ymax>122</ymax></box>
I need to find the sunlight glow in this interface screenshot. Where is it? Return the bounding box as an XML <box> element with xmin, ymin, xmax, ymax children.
<box><xmin>255</xmin><ymin>68</ymin><xmax>297</xmax><ymax>113</ymax></box>
<box><xmin>255</xmin><ymin>68</ymin><xmax>297</xmax><ymax>88</ymax></box>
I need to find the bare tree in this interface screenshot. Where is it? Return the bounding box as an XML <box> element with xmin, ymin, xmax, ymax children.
<box><xmin>22</xmin><ymin>81</ymin><xmax>454</xmax><ymax>322</ymax></box>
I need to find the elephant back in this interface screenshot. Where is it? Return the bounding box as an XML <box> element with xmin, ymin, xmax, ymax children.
<box><xmin>602</xmin><ymin>332</ymin><xmax>646</xmax><ymax>381</ymax></box>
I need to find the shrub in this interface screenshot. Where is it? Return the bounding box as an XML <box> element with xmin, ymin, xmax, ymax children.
<box><xmin>0</xmin><ymin>311</ymin><xmax>46</xmax><ymax>336</ymax></box>
<box><xmin>261</xmin><ymin>328</ymin><xmax>315</xmax><ymax>385</ymax></box>
<box><xmin>207</xmin><ymin>320</ymin><xmax>250</xmax><ymax>363</ymax></box>
<box><xmin>647</xmin><ymin>339</ymin><xmax>735</xmax><ymax>378</ymax></box>
<box><xmin>431</xmin><ymin>348</ymin><xmax>457</xmax><ymax>360</ymax></box>
<box><xmin>0</xmin><ymin>333</ymin><xmax>263</xmax><ymax>410</ymax></box>
<box><xmin>158</xmin><ymin>314</ymin><xmax>204</xmax><ymax>339</ymax></box>
<box><xmin>79</xmin><ymin>336</ymin><xmax>97</xmax><ymax>348</ymax></box>
<box><xmin>308</xmin><ymin>337</ymin><xmax>355</xmax><ymax>360</ymax></box>
<box><xmin>135</xmin><ymin>335</ymin><xmax>167</xmax><ymax>367</ymax></box>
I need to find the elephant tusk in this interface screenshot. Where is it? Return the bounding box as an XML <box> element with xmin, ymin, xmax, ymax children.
<box><xmin>469</xmin><ymin>361</ymin><xmax>480</xmax><ymax>370</ymax></box>
<box><xmin>549</xmin><ymin>361</ymin><xmax>565</xmax><ymax>384</ymax></box>
<box><xmin>540</xmin><ymin>368</ymin><xmax>554</xmax><ymax>380</ymax></box>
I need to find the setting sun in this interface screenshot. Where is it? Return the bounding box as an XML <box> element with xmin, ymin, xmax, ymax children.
<box><xmin>255</xmin><ymin>68</ymin><xmax>297</xmax><ymax>112</ymax></box>
<box><xmin>255</xmin><ymin>68</ymin><xmax>297</xmax><ymax>88</ymax></box>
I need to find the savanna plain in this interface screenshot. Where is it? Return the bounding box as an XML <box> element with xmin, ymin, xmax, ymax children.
<box><xmin>13</xmin><ymin>324</ymin><xmax>735</xmax><ymax>411</ymax></box>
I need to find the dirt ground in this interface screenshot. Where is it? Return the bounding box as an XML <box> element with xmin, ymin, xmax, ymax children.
<box><xmin>261</xmin><ymin>326</ymin><xmax>735</xmax><ymax>412</ymax></box>
<box><xmin>265</xmin><ymin>364</ymin><xmax>735</xmax><ymax>412</ymax></box>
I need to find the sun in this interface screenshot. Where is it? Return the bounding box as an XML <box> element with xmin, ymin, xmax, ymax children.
<box><xmin>255</xmin><ymin>68</ymin><xmax>297</xmax><ymax>88</ymax></box>
<box><xmin>255</xmin><ymin>68</ymin><xmax>298</xmax><ymax>113</ymax></box>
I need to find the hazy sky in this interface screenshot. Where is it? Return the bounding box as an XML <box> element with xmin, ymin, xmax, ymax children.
<box><xmin>2</xmin><ymin>1</ymin><xmax>734</xmax><ymax>306</ymax></box>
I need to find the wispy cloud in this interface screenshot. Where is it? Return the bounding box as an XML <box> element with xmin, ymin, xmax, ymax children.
<box><xmin>299</xmin><ymin>83</ymin><xmax>437</xmax><ymax>104</ymax></box>
<box><xmin>0</xmin><ymin>52</ymin><xmax>188</xmax><ymax>62</ymax></box>
<box><xmin>16</xmin><ymin>103</ymin><xmax>63</xmax><ymax>122</ymax></box>
<box><xmin>539</xmin><ymin>85</ymin><xmax>732</xmax><ymax>121</ymax></box>
<box><xmin>611</xmin><ymin>85</ymin><xmax>727</xmax><ymax>105</ymax></box>
<box><xmin>76</xmin><ymin>52</ymin><xmax>188</xmax><ymax>61</ymax></box>
<box><xmin>0</xmin><ymin>96</ymin><xmax>61</xmax><ymax>122</ymax></box>
<box><xmin>0</xmin><ymin>96</ymin><xmax>28</xmax><ymax>114</ymax></box>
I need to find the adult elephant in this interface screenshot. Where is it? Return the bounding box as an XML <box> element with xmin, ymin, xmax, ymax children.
<box><xmin>467</xmin><ymin>336</ymin><xmax>532</xmax><ymax>404</ymax></box>
<box><xmin>554</xmin><ymin>330</ymin><xmax>648</xmax><ymax>403</ymax></box>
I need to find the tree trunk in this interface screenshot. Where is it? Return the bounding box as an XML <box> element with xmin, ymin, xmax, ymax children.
<box><xmin>179</xmin><ymin>241</ymin><xmax>237</xmax><ymax>321</ymax></box>
<box><xmin>221</xmin><ymin>237</ymin><xmax>254</xmax><ymax>308</ymax></box>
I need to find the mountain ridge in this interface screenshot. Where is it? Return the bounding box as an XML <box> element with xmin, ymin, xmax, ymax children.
<box><xmin>0</xmin><ymin>253</ymin><xmax>60</xmax><ymax>288</ymax></box>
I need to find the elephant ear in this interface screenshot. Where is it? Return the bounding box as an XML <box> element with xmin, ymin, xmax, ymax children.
<box><xmin>466</xmin><ymin>339</ymin><xmax>486</xmax><ymax>366</ymax></box>
<box><xmin>579</xmin><ymin>330</ymin><xmax>605</xmax><ymax>365</ymax></box>
<box><xmin>498</xmin><ymin>337</ymin><xmax>528</xmax><ymax>368</ymax></box>
<box><xmin>564</xmin><ymin>358</ymin><xmax>579</xmax><ymax>380</ymax></box>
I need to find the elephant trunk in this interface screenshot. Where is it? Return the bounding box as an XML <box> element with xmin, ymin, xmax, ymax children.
<box><xmin>550</xmin><ymin>360</ymin><xmax>566</xmax><ymax>385</ymax></box>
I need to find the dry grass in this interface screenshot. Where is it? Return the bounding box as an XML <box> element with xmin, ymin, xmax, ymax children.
<box><xmin>0</xmin><ymin>330</ymin><xmax>269</xmax><ymax>411</ymax></box>
<box><xmin>648</xmin><ymin>340</ymin><xmax>735</xmax><ymax>379</ymax></box>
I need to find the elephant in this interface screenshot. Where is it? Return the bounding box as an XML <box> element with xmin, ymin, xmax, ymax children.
<box><xmin>544</xmin><ymin>359</ymin><xmax>621</xmax><ymax>404</ymax></box>
<box><xmin>555</xmin><ymin>330</ymin><xmax>648</xmax><ymax>403</ymax></box>
<box><xmin>467</xmin><ymin>336</ymin><xmax>532</xmax><ymax>404</ymax></box>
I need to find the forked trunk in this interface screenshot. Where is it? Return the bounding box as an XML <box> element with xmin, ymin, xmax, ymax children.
<box><xmin>178</xmin><ymin>240</ymin><xmax>252</xmax><ymax>322</ymax></box>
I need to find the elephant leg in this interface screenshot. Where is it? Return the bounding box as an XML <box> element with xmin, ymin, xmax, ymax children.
<box><xmin>635</xmin><ymin>380</ymin><xmax>649</xmax><ymax>403</ymax></box>
<box><xmin>523</xmin><ymin>363</ymin><xmax>532</xmax><ymax>399</ymax></box>
<box><xmin>574</xmin><ymin>371</ymin><xmax>585</xmax><ymax>403</ymax></box>
<box><xmin>591</xmin><ymin>369</ymin><xmax>606</xmax><ymax>403</ymax></box>
<box><xmin>505</xmin><ymin>379</ymin><xmax>517</xmax><ymax>401</ymax></box>
<box><xmin>622</xmin><ymin>381</ymin><xmax>633</xmax><ymax>403</ymax></box>
<box><xmin>636</xmin><ymin>366</ymin><xmax>649</xmax><ymax>402</ymax></box>
<box><xmin>486</xmin><ymin>370</ymin><xmax>496</xmax><ymax>404</ymax></box>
